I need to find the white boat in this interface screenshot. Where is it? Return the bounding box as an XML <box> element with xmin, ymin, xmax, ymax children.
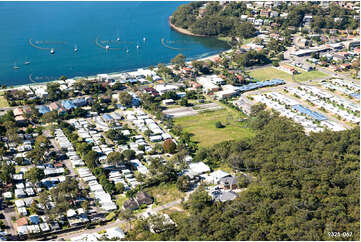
<box><xmin>50</xmin><ymin>48</ymin><xmax>55</xmax><ymax>54</ymax></box>
<box><xmin>117</xmin><ymin>37</ymin><xmax>120</xmax><ymax>41</ymax></box>
<box><xmin>24</xmin><ymin>60</ymin><xmax>30</xmax><ymax>65</ymax></box>
<box><xmin>136</xmin><ymin>45</ymin><xmax>140</xmax><ymax>49</ymax></box>
<box><xmin>126</xmin><ymin>48</ymin><xmax>129</xmax><ymax>53</ymax></box>
<box><xmin>74</xmin><ymin>45</ymin><xmax>78</xmax><ymax>52</ymax></box>
<box><xmin>13</xmin><ymin>63</ymin><xmax>20</xmax><ymax>69</ymax></box>
<box><xmin>143</xmin><ymin>37</ymin><xmax>146</xmax><ymax>41</ymax></box>
<box><xmin>105</xmin><ymin>45</ymin><xmax>110</xmax><ymax>50</ymax></box>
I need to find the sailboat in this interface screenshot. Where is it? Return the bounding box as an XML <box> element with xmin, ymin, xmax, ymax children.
<box><xmin>74</xmin><ymin>45</ymin><xmax>78</xmax><ymax>52</ymax></box>
<box><xmin>13</xmin><ymin>62</ymin><xmax>20</xmax><ymax>69</ymax></box>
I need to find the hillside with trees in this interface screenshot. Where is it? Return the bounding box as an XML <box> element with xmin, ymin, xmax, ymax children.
<box><xmin>171</xmin><ymin>1</ymin><xmax>256</xmax><ymax>37</ymax></box>
<box><xmin>126</xmin><ymin>104</ymin><xmax>360</xmax><ymax>240</ymax></box>
<box><xmin>170</xmin><ymin>1</ymin><xmax>359</xmax><ymax>37</ymax></box>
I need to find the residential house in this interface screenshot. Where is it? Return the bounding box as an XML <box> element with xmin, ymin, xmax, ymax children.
<box><xmin>123</xmin><ymin>199</ymin><xmax>139</xmax><ymax>210</ymax></box>
<box><xmin>135</xmin><ymin>191</ymin><xmax>153</xmax><ymax>206</ymax></box>
<box><xmin>220</xmin><ymin>176</ymin><xmax>238</xmax><ymax>190</ymax></box>
<box><xmin>37</xmin><ymin>105</ymin><xmax>51</xmax><ymax>115</ymax></box>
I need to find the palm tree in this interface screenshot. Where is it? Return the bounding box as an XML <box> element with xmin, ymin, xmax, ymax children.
<box><xmin>119</xmin><ymin>208</ymin><xmax>135</xmax><ymax>232</ymax></box>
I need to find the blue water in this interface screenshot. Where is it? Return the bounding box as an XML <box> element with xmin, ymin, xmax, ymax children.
<box><xmin>0</xmin><ymin>1</ymin><xmax>229</xmax><ymax>86</ymax></box>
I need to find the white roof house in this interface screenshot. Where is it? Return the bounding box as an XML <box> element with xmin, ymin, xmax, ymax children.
<box><xmin>39</xmin><ymin>223</ymin><xmax>50</xmax><ymax>232</ymax></box>
<box><xmin>17</xmin><ymin>226</ymin><xmax>28</xmax><ymax>235</ymax></box>
<box><xmin>3</xmin><ymin>191</ymin><xmax>12</xmax><ymax>199</ymax></box>
<box><xmin>15</xmin><ymin>189</ymin><xmax>26</xmax><ymax>198</ymax></box>
<box><xmin>15</xmin><ymin>199</ymin><xmax>25</xmax><ymax>208</ymax></box>
<box><xmin>154</xmin><ymin>84</ymin><xmax>179</xmax><ymax>95</ymax></box>
<box><xmin>185</xmin><ymin>162</ymin><xmax>211</xmax><ymax>178</ymax></box>
<box><xmin>18</xmin><ymin>207</ymin><xmax>28</xmax><ymax>216</ymax></box>
<box><xmin>105</xmin><ymin>227</ymin><xmax>125</xmax><ymax>239</ymax></box>
<box><xmin>67</xmin><ymin>209</ymin><xmax>77</xmax><ymax>218</ymax></box>
<box><xmin>207</xmin><ymin>170</ymin><xmax>231</xmax><ymax>184</ymax></box>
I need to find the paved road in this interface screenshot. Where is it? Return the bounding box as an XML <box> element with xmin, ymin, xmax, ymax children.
<box><xmin>3</xmin><ymin>207</ymin><xmax>17</xmax><ymax>236</ymax></box>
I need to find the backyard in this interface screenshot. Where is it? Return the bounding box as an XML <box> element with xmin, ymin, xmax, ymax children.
<box><xmin>174</xmin><ymin>107</ymin><xmax>254</xmax><ymax>147</ymax></box>
<box><xmin>249</xmin><ymin>66</ymin><xmax>329</xmax><ymax>82</ymax></box>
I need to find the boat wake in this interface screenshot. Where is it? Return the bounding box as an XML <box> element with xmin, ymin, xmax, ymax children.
<box><xmin>160</xmin><ymin>38</ymin><xmax>189</xmax><ymax>50</ymax></box>
<box><xmin>28</xmin><ymin>39</ymin><xmax>50</xmax><ymax>50</ymax></box>
<box><xmin>95</xmin><ymin>36</ymin><xmax>123</xmax><ymax>50</ymax></box>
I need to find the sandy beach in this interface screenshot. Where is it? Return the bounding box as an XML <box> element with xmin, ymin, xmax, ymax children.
<box><xmin>168</xmin><ymin>16</ymin><xmax>206</xmax><ymax>37</ymax></box>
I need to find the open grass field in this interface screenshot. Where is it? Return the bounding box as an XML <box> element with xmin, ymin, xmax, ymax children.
<box><xmin>0</xmin><ymin>94</ymin><xmax>9</xmax><ymax>108</ymax></box>
<box><xmin>249</xmin><ymin>66</ymin><xmax>329</xmax><ymax>82</ymax></box>
<box><xmin>174</xmin><ymin>107</ymin><xmax>254</xmax><ymax>147</ymax></box>
<box><xmin>144</xmin><ymin>183</ymin><xmax>185</xmax><ymax>206</ymax></box>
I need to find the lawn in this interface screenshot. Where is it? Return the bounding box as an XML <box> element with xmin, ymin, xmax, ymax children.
<box><xmin>144</xmin><ymin>183</ymin><xmax>185</xmax><ymax>206</ymax></box>
<box><xmin>249</xmin><ymin>66</ymin><xmax>329</xmax><ymax>82</ymax></box>
<box><xmin>174</xmin><ymin>107</ymin><xmax>254</xmax><ymax>147</ymax></box>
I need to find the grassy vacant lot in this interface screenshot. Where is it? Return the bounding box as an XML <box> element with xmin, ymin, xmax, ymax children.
<box><xmin>249</xmin><ymin>66</ymin><xmax>329</xmax><ymax>82</ymax></box>
<box><xmin>144</xmin><ymin>183</ymin><xmax>185</xmax><ymax>206</ymax></box>
<box><xmin>174</xmin><ymin>107</ymin><xmax>254</xmax><ymax>147</ymax></box>
<box><xmin>0</xmin><ymin>93</ymin><xmax>9</xmax><ymax>108</ymax></box>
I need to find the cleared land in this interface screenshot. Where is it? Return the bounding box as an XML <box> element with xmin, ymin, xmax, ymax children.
<box><xmin>144</xmin><ymin>183</ymin><xmax>185</xmax><ymax>206</ymax></box>
<box><xmin>249</xmin><ymin>66</ymin><xmax>329</xmax><ymax>82</ymax></box>
<box><xmin>174</xmin><ymin>107</ymin><xmax>254</xmax><ymax>147</ymax></box>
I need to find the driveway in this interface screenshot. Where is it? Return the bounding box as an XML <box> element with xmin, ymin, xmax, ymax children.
<box><xmin>3</xmin><ymin>207</ymin><xmax>17</xmax><ymax>236</ymax></box>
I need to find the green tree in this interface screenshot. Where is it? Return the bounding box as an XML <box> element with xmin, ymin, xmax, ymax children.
<box><xmin>119</xmin><ymin>209</ymin><xmax>135</xmax><ymax>232</ymax></box>
<box><xmin>0</xmin><ymin>162</ymin><xmax>15</xmax><ymax>184</ymax></box>
<box><xmin>115</xmin><ymin>183</ymin><xmax>125</xmax><ymax>194</ymax></box>
<box><xmin>118</xmin><ymin>92</ymin><xmax>133</xmax><ymax>106</ymax></box>
<box><xmin>176</xmin><ymin>175</ymin><xmax>191</xmax><ymax>192</ymax></box>
<box><xmin>24</xmin><ymin>167</ymin><xmax>45</xmax><ymax>183</ymax></box>
<box><xmin>171</xmin><ymin>54</ymin><xmax>186</xmax><ymax>67</ymax></box>
<box><xmin>107</xmin><ymin>152</ymin><xmax>123</xmax><ymax>166</ymax></box>
<box><xmin>163</xmin><ymin>139</ymin><xmax>177</xmax><ymax>154</ymax></box>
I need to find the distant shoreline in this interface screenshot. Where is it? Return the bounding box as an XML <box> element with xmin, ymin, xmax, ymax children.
<box><xmin>168</xmin><ymin>16</ymin><xmax>207</xmax><ymax>37</ymax></box>
<box><xmin>2</xmin><ymin>51</ymin><xmax>227</xmax><ymax>92</ymax></box>
<box><xmin>1</xmin><ymin>18</ymin><xmax>227</xmax><ymax>92</ymax></box>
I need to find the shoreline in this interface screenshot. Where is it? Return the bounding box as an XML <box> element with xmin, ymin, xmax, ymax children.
<box><xmin>168</xmin><ymin>16</ymin><xmax>207</xmax><ymax>37</ymax></box>
<box><xmin>2</xmin><ymin>50</ymin><xmax>228</xmax><ymax>92</ymax></box>
<box><xmin>1</xmin><ymin>18</ymin><xmax>230</xmax><ymax>92</ymax></box>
